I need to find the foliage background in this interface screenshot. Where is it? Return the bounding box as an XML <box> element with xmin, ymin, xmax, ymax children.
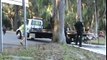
<box><xmin>2</xmin><ymin>0</ymin><xmax>106</xmax><ymax>31</ymax></box>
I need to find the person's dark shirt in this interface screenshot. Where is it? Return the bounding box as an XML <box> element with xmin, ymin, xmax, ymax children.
<box><xmin>74</xmin><ymin>21</ymin><xmax>83</xmax><ymax>32</ymax></box>
<box><xmin>64</xmin><ymin>26</ymin><xmax>67</xmax><ymax>36</ymax></box>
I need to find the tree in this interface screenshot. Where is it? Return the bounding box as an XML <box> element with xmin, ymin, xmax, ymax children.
<box><xmin>77</xmin><ymin>0</ymin><xmax>82</xmax><ymax>22</ymax></box>
<box><xmin>52</xmin><ymin>0</ymin><xmax>66</xmax><ymax>44</ymax></box>
<box><xmin>13</xmin><ymin>5</ymin><xmax>21</xmax><ymax>31</ymax></box>
<box><xmin>2</xmin><ymin>0</ymin><xmax>106</xmax><ymax>34</ymax></box>
<box><xmin>2</xmin><ymin>4</ymin><xmax>15</xmax><ymax>30</ymax></box>
<box><xmin>82</xmin><ymin>0</ymin><xmax>106</xmax><ymax>32</ymax></box>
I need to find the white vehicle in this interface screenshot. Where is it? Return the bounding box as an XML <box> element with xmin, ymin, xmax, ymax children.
<box><xmin>16</xmin><ymin>18</ymin><xmax>43</xmax><ymax>39</ymax></box>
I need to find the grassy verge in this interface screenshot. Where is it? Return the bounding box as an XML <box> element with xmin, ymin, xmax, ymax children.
<box><xmin>85</xmin><ymin>37</ymin><xmax>106</xmax><ymax>45</ymax></box>
<box><xmin>0</xmin><ymin>43</ymin><xmax>106</xmax><ymax>60</ymax></box>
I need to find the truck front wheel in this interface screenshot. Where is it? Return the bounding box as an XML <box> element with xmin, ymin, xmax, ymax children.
<box><xmin>66</xmin><ymin>37</ymin><xmax>71</xmax><ymax>44</ymax></box>
<box><xmin>16</xmin><ymin>31</ymin><xmax>22</xmax><ymax>39</ymax></box>
<box><xmin>27</xmin><ymin>33</ymin><xmax>30</xmax><ymax>37</ymax></box>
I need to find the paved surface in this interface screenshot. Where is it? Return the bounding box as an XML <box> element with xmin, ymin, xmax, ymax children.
<box><xmin>69</xmin><ymin>43</ymin><xmax>106</xmax><ymax>55</ymax></box>
<box><xmin>3</xmin><ymin>31</ymin><xmax>20</xmax><ymax>45</ymax></box>
<box><xmin>3</xmin><ymin>31</ymin><xmax>51</xmax><ymax>48</ymax></box>
<box><xmin>80</xmin><ymin>44</ymin><xmax>106</xmax><ymax>55</ymax></box>
<box><xmin>3</xmin><ymin>31</ymin><xmax>106</xmax><ymax>56</ymax></box>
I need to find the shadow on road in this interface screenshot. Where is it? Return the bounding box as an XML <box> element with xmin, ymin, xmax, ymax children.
<box><xmin>27</xmin><ymin>38</ymin><xmax>52</xmax><ymax>43</ymax></box>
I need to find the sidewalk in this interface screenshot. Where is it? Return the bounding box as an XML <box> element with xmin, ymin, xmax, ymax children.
<box><xmin>69</xmin><ymin>43</ymin><xmax>106</xmax><ymax>55</ymax></box>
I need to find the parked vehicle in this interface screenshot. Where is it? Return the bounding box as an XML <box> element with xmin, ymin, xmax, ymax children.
<box><xmin>16</xmin><ymin>18</ymin><xmax>43</xmax><ymax>39</ymax></box>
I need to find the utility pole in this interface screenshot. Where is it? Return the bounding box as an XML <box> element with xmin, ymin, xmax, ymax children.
<box><xmin>0</xmin><ymin>0</ymin><xmax>3</xmax><ymax>53</ymax></box>
<box><xmin>22</xmin><ymin>0</ymin><xmax>27</xmax><ymax>49</ymax></box>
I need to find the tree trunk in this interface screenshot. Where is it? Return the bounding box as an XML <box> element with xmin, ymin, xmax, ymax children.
<box><xmin>94</xmin><ymin>0</ymin><xmax>98</xmax><ymax>36</ymax></box>
<box><xmin>52</xmin><ymin>0</ymin><xmax>66</xmax><ymax>44</ymax></box>
<box><xmin>13</xmin><ymin>5</ymin><xmax>20</xmax><ymax>31</ymax></box>
<box><xmin>90</xmin><ymin>14</ymin><xmax>95</xmax><ymax>32</ymax></box>
<box><xmin>58</xmin><ymin>0</ymin><xmax>66</xmax><ymax>43</ymax></box>
<box><xmin>52</xmin><ymin>0</ymin><xmax>59</xmax><ymax>42</ymax></box>
<box><xmin>77</xmin><ymin>0</ymin><xmax>82</xmax><ymax>22</ymax></box>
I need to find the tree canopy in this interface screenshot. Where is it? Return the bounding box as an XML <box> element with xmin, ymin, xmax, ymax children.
<box><xmin>2</xmin><ymin>0</ymin><xmax>106</xmax><ymax>31</ymax></box>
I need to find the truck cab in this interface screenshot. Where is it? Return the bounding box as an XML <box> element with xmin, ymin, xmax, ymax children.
<box><xmin>16</xmin><ymin>18</ymin><xmax>43</xmax><ymax>39</ymax></box>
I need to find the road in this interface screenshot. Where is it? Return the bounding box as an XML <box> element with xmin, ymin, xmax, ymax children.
<box><xmin>3</xmin><ymin>31</ymin><xmax>106</xmax><ymax>55</ymax></box>
<box><xmin>3</xmin><ymin>31</ymin><xmax>51</xmax><ymax>48</ymax></box>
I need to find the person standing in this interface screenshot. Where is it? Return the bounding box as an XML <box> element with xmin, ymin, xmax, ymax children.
<box><xmin>74</xmin><ymin>20</ymin><xmax>84</xmax><ymax>47</ymax></box>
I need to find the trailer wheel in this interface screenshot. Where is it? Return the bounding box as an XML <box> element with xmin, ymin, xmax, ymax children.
<box><xmin>66</xmin><ymin>38</ymin><xmax>71</xmax><ymax>44</ymax></box>
<box><xmin>27</xmin><ymin>33</ymin><xmax>30</xmax><ymax>38</ymax></box>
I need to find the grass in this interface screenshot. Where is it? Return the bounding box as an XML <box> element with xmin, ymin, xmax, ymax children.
<box><xmin>0</xmin><ymin>43</ymin><xmax>106</xmax><ymax>60</ymax></box>
<box><xmin>85</xmin><ymin>37</ymin><xmax>106</xmax><ymax>45</ymax></box>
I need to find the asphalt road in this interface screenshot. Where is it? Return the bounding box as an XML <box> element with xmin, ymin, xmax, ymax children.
<box><xmin>3</xmin><ymin>31</ymin><xmax>106</xmax><ymax>55</ymax></box>
<box><xmin>3</xmin><ymin>31</ymin><xmax>51</xmax><ymax>47</ymax></box>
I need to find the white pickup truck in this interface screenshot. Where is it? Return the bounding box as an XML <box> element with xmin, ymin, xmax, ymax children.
<box><xmin>16</xmin><ymin>18</ymin><xmax>43</xmax><ymax>39</ymax></box>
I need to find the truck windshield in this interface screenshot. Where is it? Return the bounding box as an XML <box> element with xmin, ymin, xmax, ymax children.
<box><xmin>31</xmin><ymin>20</ymin><xmax>42</xmax><ymax>26</ymax></box>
